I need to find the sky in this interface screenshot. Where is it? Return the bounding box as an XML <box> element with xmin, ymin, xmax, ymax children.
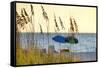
<box><xmin>16</xmin><ymin>3</ymin><xmax>97</xmax><ymax>33</ymax></box>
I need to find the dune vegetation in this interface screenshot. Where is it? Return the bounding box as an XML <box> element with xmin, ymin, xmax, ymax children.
<box><xmin>16</xmin><ymin>4</ymin><xmax>80</xmax><ymax>65</ymax></box>
<box><xmin>16</xmin><ymin>42</ymin><xmax>80</xmax><ymax>65</ymax></box>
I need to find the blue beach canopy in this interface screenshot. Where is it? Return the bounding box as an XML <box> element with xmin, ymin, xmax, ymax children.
<box><xmin>52</xmin><ymin>35</ymin><xmax>66</xmax><ymax>43</ymax></box>
<box><xmin>52</xmin><ymin>35</ymin><xmax>78</xmax><ymax>44</ymax></box>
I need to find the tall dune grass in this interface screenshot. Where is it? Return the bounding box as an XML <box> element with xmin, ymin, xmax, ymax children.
<box><xmin>16</xmin><ymin>4</ymin><xmax>80</xmax><ymax>65</ymax></box>
<box><xmin>16</xmin><ymin>42</ymin><xmax>80</xmax><ymax>65</ymax></box>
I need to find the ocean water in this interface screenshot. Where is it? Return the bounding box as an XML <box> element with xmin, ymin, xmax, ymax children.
<box><xmin>16</xmin><ymin>33</ymin><xmax>96</xmax><ymax>52</ymax></box>
<box><xmin>16</xmin><ymin>33</ymin><xmax>97</xmax><ymax>61</ymax></box>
